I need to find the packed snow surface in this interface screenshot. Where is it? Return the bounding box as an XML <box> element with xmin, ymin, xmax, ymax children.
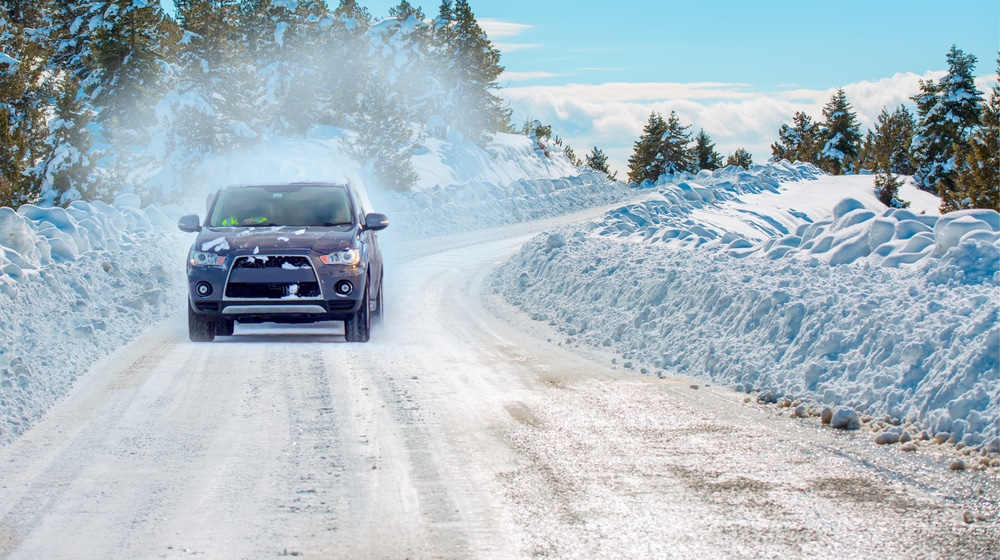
<box><xmin>489</xmin><ymin>162</ymin><xmax>999</xmax><ymax>448</ymax></box>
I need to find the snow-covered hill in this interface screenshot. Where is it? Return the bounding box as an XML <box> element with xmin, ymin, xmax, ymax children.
<box><xmin>488</xmin><ymin>163</ymin><xmax>1000</xmax><ymax>450</ymax></box>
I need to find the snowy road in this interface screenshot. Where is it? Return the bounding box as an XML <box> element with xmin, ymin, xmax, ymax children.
<box><xmin>0</xmin><ymin>211</ymin><xmax>997</xmax><ymax>559</ymax></box>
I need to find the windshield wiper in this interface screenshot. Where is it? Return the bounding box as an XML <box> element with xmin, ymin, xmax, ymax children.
<box><xmin>321</xmin><ymin>222</ymin><xmax>352</xmax><ymax>227</ymax></box>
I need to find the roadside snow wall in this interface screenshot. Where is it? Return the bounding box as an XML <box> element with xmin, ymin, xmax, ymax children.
<box><xmin>0</xmin><ymin>198</ymin><xmax>188</xmax><ymax>445</ymax></box>
<box><xmin>488</xmin><ymin>164</ymin><xmax>1000</xmax><ymax>448</ymax></box>
<box><xmin>379</xmin><ymin>170</ymin><xmax>633</xmax><ymax>240</ymax></box>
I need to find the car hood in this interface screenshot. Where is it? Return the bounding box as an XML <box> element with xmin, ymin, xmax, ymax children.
<box><xmin>193</xmin><ymin>226</ymin><xmax>357</xmax><ymax>255</ymax></box>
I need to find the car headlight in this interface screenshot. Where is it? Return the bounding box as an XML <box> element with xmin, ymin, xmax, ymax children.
<box><xmin>319</xmin><ymin>248</ymin><xmax>361</xmax><ymax>266</ymax></box>
<box><xmin>189</xmin><ymin>250</ymin><xmax>227</xmax><ymax>267</ymax></box>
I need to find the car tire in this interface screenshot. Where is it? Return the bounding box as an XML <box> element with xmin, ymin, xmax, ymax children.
<box><xmin>344</xmin><ymin>283</ymin><xmax>371</xmax><ymax>343</ymax></box>
<box><xmin>216</xmin><ymin>318</ymin><xmax>235</xmax><ymax>336</ymax></box>
<box><xmin>372</xmin><ymin>273</ymin><xmax>384</xmax><ymax>324</ymax></box>
<box><xmin>188</xmin><ymin>304</ymin><xmax>216</xmax><ymax>342</ymax></box>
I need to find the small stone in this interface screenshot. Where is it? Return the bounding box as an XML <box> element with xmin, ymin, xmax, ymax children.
<box><xmin>949</xmin><ymin>459</ymin><xmax>966</xmax><ymax>471</ymax></box>
<box><xmin>963</xmin><ymin>511</ymin><xmax>974</xmax><ymax>524</ymax></box>
<box><xmin>899</xmin><ymin>431</ymin><xmax>911</xmax><ymax>443</ymax></box>
<box><xmin>793</xmin><ymin>404</ymin><xmax>808</xmax><ymax>418</ymax></box>
<box><xmin>861</xmin><ymin>415</ymin><xmax>872</xmax><ymax>424</ymax></box>
<box><xmin>743</xmin><ymin>396</ymin><xmax>751</xmax><ymax>403</ymax></box>
<box><xmin>874</xmin><ymin>432</ymin><xmax>900</xmax><ymax>445</ymax></box>
<box><xmin>830</xmin><ymin>407</ymin><xmax>860</xmax><ymax>430</ymax></box>
<box><xmin>689</xmin><ymin>384</ymin><xmax>699</xmax><ymax>390</ymax></box>
<box><xmin>934</xmin><ymin>433</ymin><xmax>949</xmax><ymax>444</ymax></box>
<box><xmin>900</xmin><ymin>442</ymin><xmax>917</xmax><ymax>452</ymax></box>
<box><xmin>820</xmin><ymin>407</ymin><xmax>834</xmax><ymax>424</ymax></box>
<box><xmin>979</xmin><ymin>457</ymin><xmax>992</xmax><ymax>467</ymax></box>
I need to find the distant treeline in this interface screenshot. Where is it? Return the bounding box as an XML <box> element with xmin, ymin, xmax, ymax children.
<box><xmin>621</xmin><ymin>46</ymin><xmax>998</xmax><ymax>213</ymax></box>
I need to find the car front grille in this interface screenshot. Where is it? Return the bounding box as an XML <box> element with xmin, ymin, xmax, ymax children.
<box><xmin>225</xmin><ymin>255</ymin><xmax>322</xmax><ymax>300</ymax></box>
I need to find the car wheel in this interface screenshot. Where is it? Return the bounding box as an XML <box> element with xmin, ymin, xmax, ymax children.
<box><xmin>344</xmin><ymin>284</ymin><xmax>371</xmax><ymax>343</ymax></box>
<box><xmin>188</xmin><ymin>304</ymin><xmax>216</xmax><ymax>342</ymax></box>
<box><xmin>216</xmin><ymin>318</ymin><xmax>235</xmax><ymax>336</ymax></box>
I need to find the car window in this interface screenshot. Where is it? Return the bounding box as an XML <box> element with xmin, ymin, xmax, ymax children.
<box><xmin>209</xmin><ymin>185</ymin><xmax>353</xmax><ymax>227</ymax></box>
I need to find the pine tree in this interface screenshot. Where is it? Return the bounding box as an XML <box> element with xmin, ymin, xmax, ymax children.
<box><xmin>771</xmin><ymin>111</ymin><xmax>818</xmax><ymax>164</ymax></box>
<box><xmin>694</xmin><ymin>128</ymin><xmax>721</xmax><ymax>171</ymax></box>
<box><xmin>818</xmin><ymin>88</ymin><xmax>861</xmax><ymax>175</ymax></box>
<box><xmin>725</xmin><ymin>148</ymin><xmax>753</xmax><ymax>169</ymax></box>
<box><xmin>626</xmin><ymin>111</ymin><xmax>693</xmax><ymax>184</ymax></box>
<box><xmin>433</xmin><ymin>0</ymin><xmax>507</xmax><ymax>145</ymax></box>
<box><xmin>38</xmin><ymin>75</ymin><xmax>97</xmax><ymax>206</ymax></box>
<box><xmin>315</xmin><ymin>0</ymin><xmax>372</xmax><ymax>128</ymax></box>
<box><xmin>585</xmin><ymin>146</ymin><xmax>617</xmax><ymax>180</ymax></box>
<box><xmin>350</xmin><ymin>81</ymin><xmax>418</xmax><ymax>192</ymax></box>
<box><xmin>91</xmin><ymin>0</ymin><xmax>174</xmax><ymax>136</ymax></box>
<box><xmin>658</xmin><ymin>111</ymin><xmax>695</xmax><ymax>175</ymax></box>
<box><xmin>563</xmin><ymin>145</ymin><xmax>581</xmax><ymax>167</ymax></box>
<box><xmin>951</xmin><ymin>58</ymin><xmax>999</xmax><ymax>212</ymax></box>
<box><xmin>0</xmin><ymin>11</ymin><xmax>52</xmax><ymax>207</ymax></box>
<box><xmin>167</xmin><ymin>0</ymin><xmax>244</xmax><ymax>153</ymax></box>
<box><xmin>911</xmin><ymin>46</ymin><xmax>985</xmax><ymax>206</ymax></box>
<box><xmin>627</xmin><ymin>111</ymin><xmax>667</xmax><ymax>184</ymax></box>
<box><xmin>873</xmin><ymin>165</ymin><xmax>909</xmax><ymax>209</ymax></box>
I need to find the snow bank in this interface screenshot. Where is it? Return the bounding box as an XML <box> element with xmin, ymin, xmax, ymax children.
<box><xmin>0</xmin><ymin>198</ymin><xmax>188</xmax><ymax>444</ymax></box>
<box><xmin>488</xmin><ymin>164</ymin><xmax>999</xmax><ymax>449</ymax></box>
<box><xmin>378</xmin><ymin>170</ymin><xmax>633</xmax><ymax>240</ymax></box>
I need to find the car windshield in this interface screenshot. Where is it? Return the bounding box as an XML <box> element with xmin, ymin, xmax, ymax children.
<box><xmin>209</xmin><ymin>184</ymin><xmax>353</xmax><ymax>228</ymax></box>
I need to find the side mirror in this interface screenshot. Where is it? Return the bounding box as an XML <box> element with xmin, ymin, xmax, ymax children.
<box><xmin>178</xmin><ymin>214</ymin><xmax>202</xmax><ymax>233</ymax></box>
<box><xmin>364</xmin><ymin>213</ymin><xmax>389</xmax><ymax>231</ymax></box>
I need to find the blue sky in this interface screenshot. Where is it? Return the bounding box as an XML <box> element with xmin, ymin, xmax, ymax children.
<box><xmin>359</xmin><ymin>0</ymin><xmax>998</xmax><ymax>173</ymax></box>
<box><xmin>162</xmin><ymin>0</ymin><xmax>999</xmax><ymax>173</ymax></box>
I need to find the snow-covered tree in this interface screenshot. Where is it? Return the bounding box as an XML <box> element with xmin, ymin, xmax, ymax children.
<box><xmin>627</xmin><ymin>111</ymin><xmax>667</xmax><ymax>184</ymax></box>
<box><xmin>911</xmin><ymin>46</ymin><xmax>985</xmax><ymax>208</ymax></box>
<box><xmin>694</xmin><ymin>128</ymin><xmax>721</xmax><ymax>171</ymax></box>
<box><xmin>950</xmin><ymin>59</ymin><xmax>999</xmax><ymax>212</ymax></box>
<box><xmin>38</xmin><ymin>74</ymin><xmax>97</xmax><ymax>206</ymax></box>
<box><xmin>241</xmin><ymin>0</ymin><xmax>331</xmax><ymax>135</ymax></box>
<box><xmin>725</xmin><ymin>148</ymin><xmax>753</xmax><ymax>169</ymax></box>
<box><xmin>818</xmin><ymin>88</ymin><xmax>861</xmax><ymax>175</ymax></box>
<box><xmin>585</xmin><ymin>146</ymin><xmax>617</xmax><ymax>180</ymax></box>
<box><xmin>771</xmin><ymin>111</ymin><xmax>818</xmax><ymax>164</ymax></box>
<box><xmin>0</xmin><ymin>11</ymin><xmax>52</xmax><ymax>206</ymax></box>
<box><xmin>627</xmin><ymin>111</ymin><xmax>693</xmax><ymax>184</ymax></box>
<box><xmin>90</xmin><ymin>0</ymin><xmax>174</xmax><ymax>136</ymax></box>
<box><xmin>860</xmin><ymin>105</ymin><xmax>916</xmax><ymax>175</ymax></box>
<box><xmin>350</xmin><ymin>81</ymin><xmax>417</xmax><ymax>192</ymax></box>
<box><xmin>432</xmin><ymin>0</ymin><xmax>508</xmax><ymax>145</ymax></box>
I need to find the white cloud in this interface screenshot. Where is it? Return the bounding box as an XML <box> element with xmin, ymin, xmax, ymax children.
<box><xmin>479</xmin><ymin>18</ymin><xmax>532</xmax><ymax>38</ymax></box>
<box><xmin>502</xmin><ymin>71</ymin><xmax>954</xmax><ymax>178</ymax></box>
<box><xmin>502</xmin><ymin>71</ymin><xmax>564</xmax><ymax>82</ymax></box>
<box><xmin>479</xmin><ymin>18</ymin><xmax>540</xmax><ymax>53</ymax></box>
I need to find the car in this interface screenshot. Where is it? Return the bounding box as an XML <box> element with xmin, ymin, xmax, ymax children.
<box><xmin>177</xmin><ymin>182</ymin><xmax>388</xmax><ymax>342</ymax></box>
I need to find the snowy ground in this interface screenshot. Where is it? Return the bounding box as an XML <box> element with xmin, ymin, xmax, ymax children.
<box><xmin>488</xmin><ymin>163</ymin><xmax>1000</xmax><ymax>451</ymax></box>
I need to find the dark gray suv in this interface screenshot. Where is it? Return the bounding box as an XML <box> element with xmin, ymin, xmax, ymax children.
<box><xmin>177</xmin><ymin>182</ymin><xmax>388</xmax><ymax>342</ymax></box>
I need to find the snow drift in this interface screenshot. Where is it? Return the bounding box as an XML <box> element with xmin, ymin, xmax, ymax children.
<box><xmin>489</xmin><ymin>163</ymin><xmax>1000</xmax><ymax>448</ymax></box>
